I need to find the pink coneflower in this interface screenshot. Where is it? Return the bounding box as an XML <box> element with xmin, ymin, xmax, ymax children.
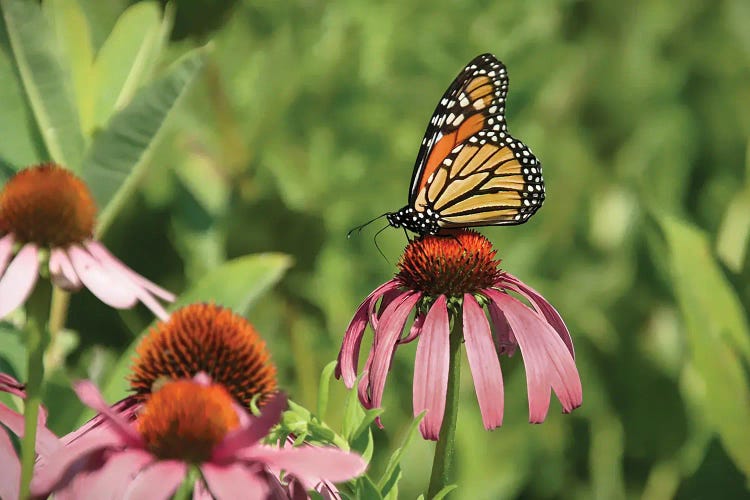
<box><xmin>0</xmin><ymin>373</ymin><xmax>61</xmax><ymax>500</ymax></box>
<box><xmin>0</xmin><ymin>163</ymin><xmax>174</xmax><ymax>320</ymax></box>
<box><xmin>336</xmin><ymin>230</ymin><xmax>582</xmax><ymax>440</ymax></box>
<box><xmin>31</xmin><ymin>375</ymin><xmax>367</xmax><ymax>499</ymax></box>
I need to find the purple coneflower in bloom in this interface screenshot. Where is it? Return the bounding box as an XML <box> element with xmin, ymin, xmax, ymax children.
<box><xmin>31</xmin><ymin>374</ymin><xmax>367</xmax><ymax>499</ymax></box>
<box><xmin>0</xmin><ymin>163</ymin><xmax>174</xmax><ymax>320</ymax></box>
<box><xmin>336</xmin><ymin>230</ymin><xmax>582</xmax><ymax>440</ymax></box>
<box><xmin>0</xmin><ymin>373</ymin><xmax>61</xmax><ymax>500</ymax></box>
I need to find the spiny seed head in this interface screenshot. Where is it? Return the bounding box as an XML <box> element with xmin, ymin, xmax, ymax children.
<box><xmin>130</xmin><ymin>303</ymin><xmax>277</xmax><ymax>407</ymax></box>
<box><xmin>0</xmin><ymin>164</ymin><xmax>96</xmax><ymax>247</ymax></box>
<box><xmin>136</xmin><ymin>379</ymin><xmax>239</xmax><ymax>463</ymax></box>
<box><xmin>396</xmin><ymin>230</ymin><xmax>502</xmax><ymax>297</ymax></box>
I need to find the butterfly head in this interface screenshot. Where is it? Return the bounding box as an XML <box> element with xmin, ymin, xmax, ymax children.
<box><xmin>387</xmin><ymin>206</ymin><xmax>441</xmax><ymax>236</ymax></box>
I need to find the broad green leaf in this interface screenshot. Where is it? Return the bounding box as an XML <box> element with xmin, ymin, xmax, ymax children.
<box><xmin>43</xmin><ymin>0</ymin><xmax>94</xmax><ymax>138</ymax></box>
<box><xmin>658</xmin><ymin>214</ymin><xmax>750</xmax><ymax>475</ymax></box>
<box><xmin>96</xmin><ymin>252</ymin><xmax>291</xmax><ymax>409</ymax></box>
<box><xmin>92</xmin><ymin>2</ymin><xmax>167</xmax><ymax>131</ymax></box>
<box><xmin>430</xmin><ymin>485</ymin><xmax>459</xmax><ymax>500</ymax></box>
<box><xmin>716</xmin><ymin>188</ymin><xmax>750</xmax><ymax>273</ymax></box>
<box><xmin>357</xmin><ymin>476</ymin><xmax>384</xmax><ymax>500</ymax></box>
<box><xmin>1</xmin><ymin>0</ymin><xmax>84</xmax><ymax>169</ymax></box>
<box><xmin>82</xmin><ymin>48</ymin><xmax>206</xmax><ymax>237</ymax></box>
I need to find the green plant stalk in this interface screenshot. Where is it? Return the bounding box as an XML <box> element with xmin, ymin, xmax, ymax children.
<box><xmin>49</xmin><ymin>286</ymin><xmax>70</xmax><ymax>340</ymax></box>
<box><xmin>426</xmin><ymin>311</ymin><xmax>462</xmax><ymax>498</ymax></box>
<box><xmin>19</xmin><ymin>280</ymin><xmax>52</xmax><ymax>500</ymax></box>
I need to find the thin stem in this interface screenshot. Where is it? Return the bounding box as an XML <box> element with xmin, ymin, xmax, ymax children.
<box><xmin>20</xmin><ymin>280</ymin><xmax>52</xmax><ymax>500</ymax></box>
<box><xmin>48</xmin><ymin>286</ymin><xmax>70</xmax><ymax>338</ymax></box>
<box><xmin>427</xmin><ymin>306</ymin><xmax>463</xmax><ymax>498</ymax></box>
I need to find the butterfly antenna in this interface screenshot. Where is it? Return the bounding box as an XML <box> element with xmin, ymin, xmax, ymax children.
<box><xmin>373</xmin><ymin>223</ymin><xmax>392</xmax><ymax>264</ymax></box>
<box><xmin>347</xmin><ymin>213</ymin><xmax>390</xmax><ymax>239</ymax></box>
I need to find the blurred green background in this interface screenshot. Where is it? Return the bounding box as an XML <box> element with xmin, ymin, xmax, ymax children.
<box><xmin>2</xmin><ymin>0</ymin><xmax>750</xmax><ymax>498</ymax></box>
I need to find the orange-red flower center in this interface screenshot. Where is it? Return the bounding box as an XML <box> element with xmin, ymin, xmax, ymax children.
<box><xmin>130</xmin><ymin>303</ymin><xmax>277</xmax><ymax>408</ymax></box>
<box><xmin>136</xmin><ymin>379</ymin><xmax>239</xmax><ymax>463</ymax></box>
<box><xmin>0</xmin><ymin>164</ymin><xmax>96</xmax><ymax>247</ymax></box>
<box><xmin>396</xmin><ymin>230</ymin><xmax>502</xmax><ymax>296</ymax></box>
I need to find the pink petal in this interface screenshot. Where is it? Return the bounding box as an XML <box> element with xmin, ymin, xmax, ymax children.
<box><xmin>192</xmin><ymin>479</ymin><xmax>215</xmax><ymax>500</ymax></box>
<box><xmin>85</xmin><ymin>241</ymin><xmax>176</xmax><ymax>301</ymax></box>
<box><xmin>369</xmin><ymin>292</ymin><xmax>421</xmax><ymax>414</ymax></box>
<box><xmin>0</xmin><ymin>233</ymin><xmax>15</xmax><ymax>276</ymax></box>
<box><xmin>336</xmin><ymin>280</ymin><xmax>399</xmax><ymax>386</ymax></box>
<box><xmin>399</xmin><ymin>311</ymin><xmax>425</xmax><ymax>345</ymax></box>
<box><xmin>0</xmin><ymin>428</ymin><xmax>20</xmax><ymax>500</ymax></box>
<box><xmin>72</xmin><ymin>381</ymin><xmax>142</xmax><ymax>445</ymax></box>
<box><xmin>62</xmin><ymin>396</ymin><xmax>141</xmax><ymax>446</ymax></box>
<box><xmin>201</xmin><ymin>462</ymin><xmax>271</xmax><ymax>500</ymax></box>
<box><xmin>30</xmin><ymin>429</ymin><xmax>125</xmax><ymax>496</ymax></box>
<box><xmin>484</xmin><ymin>289</ymin><xmax>582</xmax><ymax>423</ymax></box>
<box><xmin>501</xmin><ymin>273</ymin><xmax>574</xmax><ymax>358</ymax></box>
<box><xmin>463</xmin><ymin>294</ymin><xmax>504</xmax><ymax>429</ymax></box>
<box><xmin>486</xmin><ymin>295</ymin><xmax>517</xmax><ymax>356</ymax></box>
<box><xmin>49</xmin><ymin>248</ymin><xmax>82</xmax><ymax>290</ymax></box>
<box><xmin>76</xmin><ymin>448</ymin><xmax>153</xmax><ymax>499</ymax></box>
<box><xmin>0</xmin><ymin>243</ymin><xmax>39</xmax><ymax>318</ymax></box>
<box><xmin>67</xmin><ymin>245</ymin><xmax>138</xmax><ymax>309</ymax></box>
<box><xmin>0</xmin><ymin>400</ymin><xmax>60</xmax><ymax>458</ymax></box>
<box><xmin>124</xmin><ymin>460</ymin><xmax>187</xmax><ymax>500</ymax></box>
<box><xmin>412</xmin><ymin>295</ymin><xmax>450</xmax><ymax>440</ymax></box>
<box><xmin>0</xmin><ymin>372</ymin><xmax>26</xmax><ymax>398</ymax></box>
<box><xmin>369</xmin><ymin>282</ymin><xmax>402</xmax><ymax>331</ymax></box>
<box><xmin>213</xmin><ymin>393</ymin><xmax>287</xmax><ymax>461</ymax></box>
<box><xmin>356</xmin><ymin>347</ymin><xmax>376</xmax><ymax>408</ymax></box>
<box><xmin>244</xmin><ymin>445</ymin><xmax>367</xmax><ymax>484</ymax></box>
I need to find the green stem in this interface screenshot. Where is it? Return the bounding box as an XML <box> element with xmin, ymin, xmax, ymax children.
<box><xmin>19</xmin><ymin>280</ymin><xmax>52</xmax><ymax>500</ymax></box>
<box><xmin>48</xmin><ymin>286</ymin><xmax>70</xmax><ymax>339</ymax></box>
<box><xmin>426</xmin><ymin>307</ymin><xmax>463</xmax><ymax>499</ymax></box>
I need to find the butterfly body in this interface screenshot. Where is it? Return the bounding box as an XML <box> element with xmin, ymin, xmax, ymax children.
<box><xmin>388</xmin><ymin>54</ymin><xmax>545</xmax><ymax>236</ymax></box>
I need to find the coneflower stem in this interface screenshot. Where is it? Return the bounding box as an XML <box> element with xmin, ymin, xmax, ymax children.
<box><xmin>427</xmin><ymin>311</ymin><xmax>462</xmax><ymax>498</ymax></box>
<box><xmin>20</xmin><ymin>280</ymin><xmax>52</xmax><ymax>500</ymax></box>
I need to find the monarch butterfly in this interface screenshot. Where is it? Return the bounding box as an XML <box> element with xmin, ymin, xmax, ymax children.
<box><xmin>386</xmin><ymin>54</ymin><xmax>544</xmax><ymax>235</ymax></box>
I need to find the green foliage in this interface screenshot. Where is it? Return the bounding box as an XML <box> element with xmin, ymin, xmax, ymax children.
<box><xmin>1</xmin><ymin>0</ymin><xmax>749</xmax><ymax>497</ymax></box>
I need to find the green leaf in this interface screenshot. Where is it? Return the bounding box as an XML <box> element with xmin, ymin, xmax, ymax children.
<box><xmin>357</xmin><ymin>476</ymin><xmax>384</xmax><ymax>500</ymax></box>
<box><xmin>92</xmin><ymin>1</ymin><xmax>169</xmax><ymax>131</ymax></box>
<box><xmin>430</xmin><ymin>485</ymin><xmax>459</xmax><ymax>500</ymax></box>
<box><xmin>96</xmin><ymin>252</ymin><xmax>291</xmax><ymax>409</ymax></box>
<box><xmin>82</xmin><ymin>48</ymin><xmax>206</xmax><ymax>237</ymax></box>
<box><xmin>0</xmin><ymin>324</ymin><xmax>26</xmax><ymax>380</ymax></box>
<box><xmin>43</xmin><ymin>0</ymin><xmax>94</xmax><ymax>138</ymax></box>
<box><xmin>317</xmin><ymin>360</ymin><xmax>337</xmax><ymax>418</ymax></box>
<box><xmin>657</xmin><ymin>214</ymin><xmax>750</xmax><ymax>475</ymax></box>
<box><xmin>716</xmin><ymin>188</ymin><xmax>750</xmax><ymax>273</ymax></box>
<box><xmin>1</xmin><ymin>0</ymin><xmax>84</xmax><ymax>169</ymax></box>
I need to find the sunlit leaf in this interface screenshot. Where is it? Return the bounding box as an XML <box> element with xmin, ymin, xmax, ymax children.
<box><xmin>1</xmin><ymin>0</ymin><xmax>84</xmax><ymax>169</ymax></box>
<box><xmin>658</xmin><ymin>214</ymin><xmax>750</xmax><ymax>475</ymax></box>
<box><xmin>716</xmin><ymin>188</ymin><xmax>750</xmax><ymax>273</ymax></box>
<box><xmin>82</xmin><ymin>48</ymin><xmax>206</xmax><ymax>237</ymax></box>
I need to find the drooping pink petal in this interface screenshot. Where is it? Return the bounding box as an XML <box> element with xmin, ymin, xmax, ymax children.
<box><xmin>501</xmin><ymin>273</ymin><xmax>574</xmax><ymax>358</ymax></box>
<box><xmin>0</xmin><ymin>233</ymin><xmax>14</xmax><ymax>276</ymax></box>
<box><xmin>212</xmin><ymin>394</ymin><xmax>287</xmax><ymax>462</ymax></box>
<box><xmin>0</xmin><ymin>428</ymin><xmax>20</xmax><ymax>500</ymax></box>
<box><xmin>463</xmin><ymin>294</ymin><xmax>505</xmax><ymax>430</ymax></box>
<box><xmin>356</xmin><ymin>347</ymin><xmax>376</xmax><ymax>408</ymax></box>
<box><xmin>201</xmin><ymin>462</ymin><xmax>271</xmax><ymax>500</ymax></box>
<box><xmin>369</xmin><ymin>282</ymin><xmax>403</xmax><ymax>331</ymax></box>
<box><xmin>243</xmin><ymin>445</ymin><xmax>367</xmax><ymax>484</ymax></box>
<box><xmin>72</xmin><ymin>381</ymin><xmax>142</xmax><ymax>445</ymax></box>
<box><xmin>192</xmin><ymin>479</ymin><xmax>215</xmax><ymax>500</ymax></box>
<box><xmin>49</xmin><ymin>248</ymin><xmax>82</xmax><ymax>290</ymax></box>
<box><xmin>124</xmin><ymin>460</ymin><xmax>187</xmax><ymax>500</ymax></box>
<box><xmin>30</xmin><ymin>429</ymin><xmax>126</xmax><ymax>496</ymax></box>
<box><xmin>412</xmin><ymin>295</ymin><xmax>450</xmax><ymax>440</ymax></box>
<box><xmin>85</xmin><ymin>241</ymin><xmax>176</xmax><ymax>302</ymax></box>
<box><xmin>0</xmin><ymin>243</ymin><xmax>39</xmax><ymax>318</ymax></box>
<box><xmin>0</xmin><ymin>398</ymin><xmax>61</xmax><ymax>457</ymax></box>
<box><xmin>0</xmin><ymin>372</ymin><xmax>26</xmax><ymax>398</ymax></box>
<box><xmin>484</xmin><ymin>289</ymin><xmax>582</xmax><ymax>423</ymax></box>
<box><xmin>75</xmin><ymin>448</ymin><xmax>154</xmax><ymax>499</ymax></box>
<box><xmin>336</xmin><ymin>280</ymin><xmax>399</xmax><ymax>386</ymax></box>
<box><xmin>369</xmin><ymin>292</ymin><xmax>421</xmax><ymax>415</ymax></box>
<box><xmin>486</xmin><ymin>295</ymin><xmax>516</xmax><ymax>356</ymax></box>
<box><xmin>399</xmin><ymin>311</ymin><xmax>425</xmax><ymax>345</ymax></box>
<box><xmin>68</xmin><ymin>245</ymin><xmax>138</xmax><ymax>309</ymax></box>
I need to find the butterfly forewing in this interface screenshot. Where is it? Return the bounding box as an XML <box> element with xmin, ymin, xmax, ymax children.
<box><xmin>405</xmin><ymin>53</ymin><xmax>544</xmax><ymax>230</ymax></box>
